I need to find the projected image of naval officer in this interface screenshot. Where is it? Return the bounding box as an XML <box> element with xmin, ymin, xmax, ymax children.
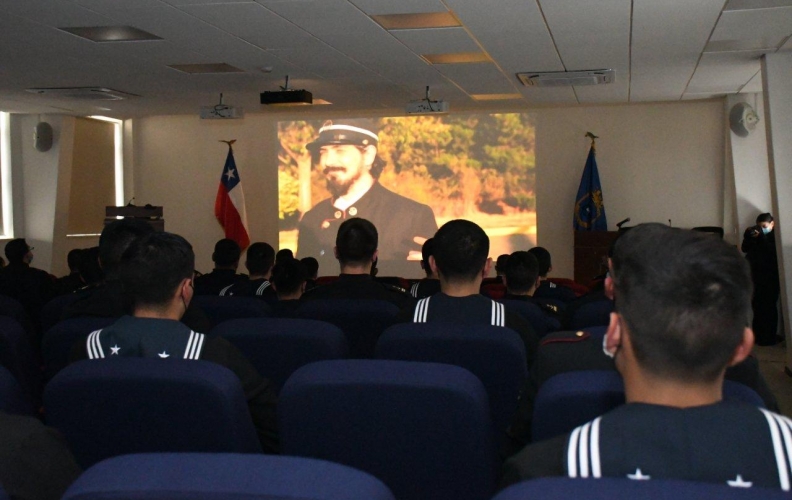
<box><xmin>297</xmin><ymin>119</ymin><xmax>437</xmax><ymax>275</ymax></box>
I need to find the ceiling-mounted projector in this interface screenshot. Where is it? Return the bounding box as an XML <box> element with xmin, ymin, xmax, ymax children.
<box><xmin>261</xmin><ymin>75</ymin><xmax>313</xmax><ymax>106</ymax></box>
<box><xmin>406</xmin><ymin>86</ymin><xmax>449</xmax><ymax>114</ymax></box>
<box><xmin>200</xmin><ymin>93</ymin><xmax>243</xmax><ymax>119</ymax></box>
<box><xmin>516</xmin><ymin>69</ymin><xmax>615</xmax><ymax>87</ymax></box>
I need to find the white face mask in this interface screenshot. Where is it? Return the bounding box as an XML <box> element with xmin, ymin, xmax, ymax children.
<box><xmin>762</xmin><ymin>226</ymin><xmax>772</xmax><ymax>235</ymax></box>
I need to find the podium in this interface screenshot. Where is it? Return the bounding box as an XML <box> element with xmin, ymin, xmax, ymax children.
<box><xmin>574</xmin><ymin>231</ymin><xmax>620</xmax><ymax>286</ymax></box>
<box><xmin>105</xmin><ymin>205</ymin><xmax>164</xmax><ymax>231</ymax></box>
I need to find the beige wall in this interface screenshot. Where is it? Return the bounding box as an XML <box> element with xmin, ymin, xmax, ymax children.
<box><xmin>132</xmin><ymin>100</ymin><xmax>725</xmax><ymax>277</ymax></box>
<box><xmin>68</xmin><ymin>117</ymin><xmax>115</xmax><ymax>235</ymax></box>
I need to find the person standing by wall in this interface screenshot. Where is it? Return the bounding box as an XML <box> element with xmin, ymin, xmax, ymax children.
<box><xmin>741</xmin><ymin>213</ymin><xmax>781</xmax><ymax>346</ymax></box>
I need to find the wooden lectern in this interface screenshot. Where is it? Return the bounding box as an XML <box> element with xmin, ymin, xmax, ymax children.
<box><xmin>105</xmin><ymin>205</ymin><xmax>164</xmax><ymax>232</ymax></box>
<box><xmin>574</xmin><ymin>231</ymin><xmax>620</xmax><ymax>286</ymax></box>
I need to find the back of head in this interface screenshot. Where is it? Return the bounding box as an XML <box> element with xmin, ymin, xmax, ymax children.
<box><xmin>67</xmin><ymin>249</ymin><xmax>83</xmax><ymax>272</ymax></box>
<box><xmin>433</xmin><ymin>220</ymin><xmax>489</xmax><ymax>283</ymax></box>
<box><xmin>495</xmin><ymin>254</ymin><xmax>510</xmax><ymax>276</ymax></box>
<box><xmin>527</xmin><ymin>247</ymin><xmax>552</xmax><ymax>277</ymax></box>
<box><xmin>212</xmin><ymin>239</ymin><xmax>241</xmax><ymax>268</ymax></box>
<box><xmin>78</xmin><ymin>247</ymin><xmax>104</xmax><ymax>285</ymax></box>
<box><xmin>119</xmin><ymin>232</ymin><xmax>195</xmax><ymax>309</ymax></box>
<box><xmin>4</xmin><ymin>238</ymin><xmax>29</xmax><ymax>264</ymax></box>
<box><xmin>421</xmin><ymin>238</ymin><xmax>435</xmax><ymax>277</ymax></box>
<box><xmin>300</xmin><ymin>257</ymin><xmax>319</xmax><ymax>279</ymax></box>
<box><xmin>611</xmin><ymin>223</ymin><xmax>752</xmax><ymax>382</ymax></box>
<box><xmin>275</xmin><ymin>248</ymin><xmax>294</xmax><ymax>264</ymax></box>
<box><xmin>272</xmin><ymin>258</ymin><xmax>308</xmax><ymax>296</ymax></box>
<box><xmin>99</xmin><ymin>219</ymin><xmax>155</xmax><ymax>279</ymax></box>
<box><xmin>246</xmin><ymin>242</ymin><xmax>275</xmax><ymax>275</ymax></box>
<box><xmin>335</xmin><ymin>218</ymin><xmax>378</xmax><ymax>267</ymax></box>
<box><xmin>503</xmin><ymin>251</ymin><xmax>540</xmax><ymax>294</ymax></box>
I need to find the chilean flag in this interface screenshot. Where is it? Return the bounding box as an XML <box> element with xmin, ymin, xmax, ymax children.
<box><xmin>214</xmin><ymin>144</ymin><xmax>250</xmax><ymax>250</ymax></box>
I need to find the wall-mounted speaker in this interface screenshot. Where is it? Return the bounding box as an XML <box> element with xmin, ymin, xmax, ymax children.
<box><xmin>34</xmin><ymin>121</ymin><xmax>53</xmax><ymax>152</ymax></box>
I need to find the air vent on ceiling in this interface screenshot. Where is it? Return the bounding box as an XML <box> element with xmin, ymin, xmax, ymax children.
<box><xmin>516</xmin><ymin>69</ymin><xmax>615</xmax><ymax>87</ymax></box>
<box><xmin>25</xmin><ymin>87</ymin><xmax>139</xmax><ymax>101</ymax></box>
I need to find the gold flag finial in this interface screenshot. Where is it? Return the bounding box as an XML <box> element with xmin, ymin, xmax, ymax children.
<box><xmin>219</xmin><ymin>139</ymin><xmax>236</xmax><ymax>148</ymax></box>
<box><xmin>585</xmin><ymin>132</ymin><xmax>598</xmax><ymax>151</ymax></box>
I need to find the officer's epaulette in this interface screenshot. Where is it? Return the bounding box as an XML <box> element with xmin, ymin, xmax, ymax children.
<box><xmin>383</xmin><ymin>283</ymin><xmax>408</xmax><ymax>294</ymax></box>
<box><xmin>540</xmin><ymin>330</ymin><xmax>590</xmax><ymax>346</ymax></box>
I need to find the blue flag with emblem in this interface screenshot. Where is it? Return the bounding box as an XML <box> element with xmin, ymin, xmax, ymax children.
<box><xmin>573</xmin><ymin>141</ymin><xmax>607</xmax><ymax>231</ymax></box>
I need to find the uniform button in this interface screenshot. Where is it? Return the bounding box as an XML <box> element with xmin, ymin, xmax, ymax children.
<box><xmin>320</xmin><ymin>250</ymin><xmax>325</xmax><ymax>256</ymax></box>
<box><xmin>334</xmin><ymin>211</ymin><xmax>342</xmax><ymax>219</ymax></box>
<box><xmin>321</xmin><ymin>221</ymin><xmax>330</xmax><ymax>229</ymax></box>
<box><xmin>576</xmin><ymin>331</ymin><xmax>584</xmax><ymax>337</ymax></box>
<box><xmin>349</xmin><ymin>207</ymin><xmax>358</xmax><ymax>216</ymax></box>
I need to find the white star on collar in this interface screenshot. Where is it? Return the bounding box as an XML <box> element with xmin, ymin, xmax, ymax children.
<box><xmin>225</xmin><ymin>168</ymin><xmax>236</xmax><ymax>180</ymax></box>
<box><xmin>158</xmin><ymin>351</ymin><xmax>170</xmax><ymax>358</ymax></box>
<box><xmin>627</xmin><ymin>469</ymin><xmax>651</xmax><ymax>480</ymax></box>
<box><xmin>110</xmin><ymin>345</ymin><xmax>120</xmax><ymax>355</ymax></box>
<box><xmin>727</xmin><ymin>475</ymin><xmax>753</xmax><ymax>488</ymax></box>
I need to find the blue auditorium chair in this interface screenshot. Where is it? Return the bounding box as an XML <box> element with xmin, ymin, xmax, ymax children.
<box><xmin>0</xmin><ymin>365</ymin><xmax>35</xmax><ymax>416</ymax></box>
<box><xmin>0</xmin><ymin>316</ymin><xmax>42</xmax><ymax>404</ymax></box>
<box><xmin>297</xmin><ymin>299</ymin><xmax>399</xmax><ymax>358</ymax></box>
<box><xmin>44</xmin><ymin>359</ymin><xmax>261</xmax><ymax>468</ymax></box>
<box><xmin>40</xmin><ymin>292</ymin><xmax>88</xmax><ymax>333</ymax></box>
<box><xmin>493</xmin><ymin>477</ymin><xmax>788</xmax><ymax>499</ymax></box>
<box><xmin>191</xmin><ymin>295</ymin><xmax>271</xmax><ymax>325</ymax></box>
<box><xmin>532</xmin><ymin>370</ymin><xmax>767</xmax><ymax>442</ymax></box>
<box><xmin>41</xmin><ymin>316</ymin><xmax>116</xmax><ymax>380</ymax></box>
<box><xmin>211</xmin><ymin>318</ymin><xmax>349</xmax><ymax>391</ymax></box>
<box><xmin>375</xmin><ymin>322</ymin><xmax>527</xmax><ymax>437</ymax></box>
<box><xmin>62</xmin><ymin>453</ymin><xmax>395</xmax><ymax>500</ymax></box>
<box><xmin>568</xmin><ymin>298</ymin><xmax>614</xmax><ymax>329</ymax></box>
<box><xmin>280</xmin><ymin>359</ymin><xmax>496</xmax><ymax>500</ymax></box>
<box><xmin>500</xmin><ymin>299</ymin><xmax>561</xmax><ymax>336</ymax></box>
<box><xmin>0</xmin><ymin>295</ymin><xmax>36</xmax><ymax>339</ymax></box>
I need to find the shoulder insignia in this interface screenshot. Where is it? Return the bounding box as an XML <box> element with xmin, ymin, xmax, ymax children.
<box><xmin>541</xmin><ymin>303</ymin><xmax>560</xmax><ymax>313</ymax></box>
<box><xmin>384</xmin><ymin>283</ymin><xmax>408</xmax><ymax>294</ymax></box>
<box><xmin>540</xmin><ymin>330</ymin><xmax>590</xmax><ymax>346</ymax></box>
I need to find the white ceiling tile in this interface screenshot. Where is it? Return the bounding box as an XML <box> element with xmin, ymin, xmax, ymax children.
<box><xmin>434</xmin><ymin>63</ymin><xmax>517</xmax><ymax>95</ymax></box>
<box><xmin>781</xmin><ymin>35</ymin><xmax>792</xmax><ymax>50</ymax></box>
<box><xmin>739</xmin><ymin>70</ymin><xmax>763</xmax><ymax>93</ymax></box>
<box><xmin>0</xmin><ymin>0</ymin><xmax>113</xmax><ymax>26</ymax></box>
<box><xmin>631</xmin><ymin>0</ymin><xmax>725</xmax><ymax>101</ymax></box>
<box><xmin>726</xmin><ymin>0</ymin><xmax>792</xmax><ymax>11</ymax></box>
<box><xmin>687</xmin><ymin>51</ymin><xmax>763</xmax><ymax>94</ymax></box>
<box><xmin>519</xmin><ymin>87</ymin><xmax>578</xmax><ymax>104</ymax></box>
<box><xmin>711</xmin><ymin>7</ymin><xmax>792</xmax><ymax>42</ymax></box>
<box><xmin>391</xmin><ymin>28</ymin><xmax>479</xmax><ymax>55</ymax></box>
<box><xmin>347</xmin><ymin>0</ymin><xmax>447</xmax><ymax>15</ymax></box>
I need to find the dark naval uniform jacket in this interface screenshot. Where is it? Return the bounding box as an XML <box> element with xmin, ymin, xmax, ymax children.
<box><xmin>296</xmin><ymin>182</ymin><xmax>437</xmax><ymax>275</ymax></box>
<box><xmin>70</xmin><ymin>316</ymin><xmax>279</xmax><ymax>453</ymax></box>
<box><xmin>502</xmin><ymin>401</ymin><xmax>792</xmax><ymax>492</ymax></box>
<box><xmin>301</xmin><ymin>274</ymin><xmax>414</xmax><ymax>310</ymax></box>
<box><xmin>220</xmin><ymin>278</ymin><xmax>278</xmax><ymax>305</ymax></box>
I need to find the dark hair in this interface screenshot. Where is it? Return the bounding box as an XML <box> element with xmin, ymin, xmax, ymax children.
<box><xmin>495</xmin><ymin>254</ymin><xmax>510</xmax><ymax>276</ymax></box>
<box><xmin>300</xmin><ymin>257</ymin><xmax>319</xmax><ymax>279</ymax></box>
<box><xmin>246</xmin><ymin>243</ymin><xmax>275</xmax><ymax>275</ymax></box>
<box><xmin>275</xmin><ymin>248</ymin><xmax>294</xmax><ymax>264</ymax></box>
<box><xmin>611</xmin><ymin>223</ymin><xmax>752</xmax><ymax>383</ymax></box>
<box><xmin>421</xmin><ymin>238</ymin><xmax>435</xmax><ymax>277</ymax></box>
<box><xmin>335</xmin><ymin>218</ymin><xmax>378</xmax><ymax>266</ymax></box>
<box><xmin>756</xmin><ymin>213</ymin><xmax>774</xmax><ymax>224</ymax></box>
<box><xmin>433</xmin><ymin>220</ymin><xmax>489</xmax><ymax>283</ymax></box>
<box><xmin>77</xmin><ymin>247</ymin><xmax>104</xmax><ymax>285</ymax></box>
<box><xmin>272</xmin><ymin>258</ymin><xmax>307</xmax><ymax>296</ymax></box>
<box><xmin>119</xmin><ymin>232</ymin><xmax>194</xmax><ymax>308</ymax></box>
<box><xmin>67</xmin><ymin>249</ymin><xmax>83</xmax><ymax>272</ymax></box>
<box><xmin>4</xmin><ymin>238</ymin><xmax>29</xmax><ymax>264</ymax></box>
<box><xmin>504</xmin><ymin>251</ymin><xmax>540</xmax><ymax>294</ymax></box>
<box><xmin>212</xmin><ymin>239</ymin><xmax>241</xmax><ymax>267</ymax></box>
<box><xmin>528</xmin><ymin>247</ymin><xmax>552</xmax><ymax>277</ymax></box>
<box><xmin>99</xmin><ymin>219</ymin><xmax>155</xmax><ymax>278</ymax></box>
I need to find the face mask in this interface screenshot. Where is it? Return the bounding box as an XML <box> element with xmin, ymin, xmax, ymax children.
<box><xmin>762</xmin><ymin>226</ymin><xmax>772</xmax><ymax>235</ymax></box>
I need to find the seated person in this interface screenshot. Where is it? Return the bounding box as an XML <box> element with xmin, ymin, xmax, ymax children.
<box><xmin>193</xmin><ymin>239</ymin><xmax>247</xmax><ymax>296</ymax></box>
<box><xmin>502</xmin><ymin>223</ymin><xmax>788</xmax><ymax>491</ymax></box>
<box><xmin>501</xmin><ymin>251</ymin><xmax>562</xmax><ymax>334</ymax></box>
<box><xmin>70</xmin><ymin>232</ymin><xmax>278</xmax><ymax>454</ymax></box>
<box><xmin>301</xmin><ymin>218</ymin><xmax>414</xmax><ymax>309</ymax></box>
<box><xmin>62</xmin><ymin>220</ymin><xmax>211</xmax><ymax>333</ymax></box>
<box><xmin>494</xmin><ymin>254</ymin><xmax>510</xmax><ymax>279</ymax></box>
<box><xmin>300</xmin><ymin>256</ymin><xmax>319</xmax><ymax>290</ymax></box>
<box><xmin>528</xmin><ymin>247</ymin><xmax>576</xmax><ymax>303</ymax></box>
<box><xmin>0</xmin><ymin>238</ymin><xmax>54</xmax><ymax>325</ymax></box>
<box><xmin>219</xmin><ymin>242</ymin><xmax>277</xmax><ymax>304</ymax></box>
<box><xmin>398</xmin><ymin>220</ymin><xmax>539</xmax><ymax>365</ymax></box>
<box><xmin>0</xmin><ymin>411</ymin><xmax>82</xmax><ymax>500</ymax></box>
<box><xmin>275</xmin><ymin>248</ymin><xmax>294</xmax><ymax>266</ymax></box>
<box><xmin>53</xmin><ymin>249</ymin><xmax>85</xmax><ymax>296</ymax></box>
<box><xmin>270</xmin><ymin>258</ymin><xmax>308</xmax><ymax>317</ymax></box>
<box><xmin>409</xmin><ymin>238</ymin><xmax>441</xmax><ymax>299</ymax></box>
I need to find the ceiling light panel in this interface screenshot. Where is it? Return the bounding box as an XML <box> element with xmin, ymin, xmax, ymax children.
<box><xmin>372</xmin><ymin>12</ymin><xmax>461</xmax><ymax>30</ymax></box>
<box><xmin>59</xmin><ymin>26</ymin><xmax>162</xmax><ymax>42</ymax></box>
<box><xmin>391</xmin><ymin>27</ymin><xmax>479</xmax><ymax>54</ymax></box>
<box><xmin>423</xmin><ymin>52</ymin><xmax>491</xmax><ymax>64</ymax></box>
<box><xmin>470</xmin><ymin>93</ymin><xmax>523</xmax><ymax>100</ymax></box>
<box><xmin>168</xmin><ymin>63</ymin><xmax>244</xmax><ymax>73</ymax></box>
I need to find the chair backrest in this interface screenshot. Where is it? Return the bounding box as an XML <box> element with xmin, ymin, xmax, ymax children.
<box><xmin>376</xmin><ymin>322</ymin><xmax>526</xmax><ymax>436</ymax></box>
<box><xmin>62</xmin><ymin>453</ymin><xmax>396</xmax><ymax>500</ymax></box>
<box><xmin>481</xmin><ymin>283</ymin><xmax>506</xmax><ymax>300</ymax></box>
<box><xmin>532</xmin><ymin>371</ymin><xmax>768</xmax><ymax>442</ymax></box>
<box><xmin>297</xmin><ymin>300</ymin><xmax>399</xmax><ymax>358</ymax></box>
<box><xmin>0</xmin><ymin>365</ymin><xmax>35</xmax><ymax>416</ymax></box>
<box><xmin>280</xmin><ymin>359</ymin><xmax>496</xmax><ymax>500</ymax></box>
<box><xmin>40</xmin><ymin>292</ymin><xmax>88</xmax><ymax>333</ymax></box>
<box><xmin>500</xmin><ymin>299</ymin><xmax>559</xmax><ymax>336</ymax></box>
<box><xmin>211</xmin><ymin>318</ymin><xmax>349</xmax><ymax>391</ymax></box>
<box><xmin>0</xmin><ymin>316</ymin><xmax>42</xmax><ymax>404</ymax></box>
<box><xmin>191</xmin><ymin>296</ymin><xmax>270</xmax><ymax>325</ymax></box>
<box><xmin>41</xmin><ymin>316</ymin><xmax>117</xmax><ymax>380</ymax></box>
<box><xmin>0</xmin><ymin>295</ymin><xmax>35</xmax><ymax>337</ymax></box>
<box><xmin>493</xmin><ymin>477</ymin><xmax>789</xmax><ymax>500</ymax></box>
<box><xmin>568</xmin><ymin>299</ymin><xmax>614</xmax><ymax>329</ymax></box>
<box><xmin>45</xmin><ymin>358</ymin><xmax>260</xmax><ymax>468</ymax></box>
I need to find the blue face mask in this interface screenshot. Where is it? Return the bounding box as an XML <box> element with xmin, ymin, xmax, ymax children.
<box><xmin>762</xmin><ymin>226</ymin><xmax>772</xmax><ymax>235</ymax></box>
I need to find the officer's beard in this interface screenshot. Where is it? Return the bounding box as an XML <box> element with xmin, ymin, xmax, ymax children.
<box><xmin>325</xmin><ymin>169</ymin><xmax>362</xmax><ymax>199</ymax></box>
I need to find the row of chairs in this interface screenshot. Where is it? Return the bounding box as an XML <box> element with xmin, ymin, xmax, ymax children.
<box><xmin>53</xmin><ymin>453</ymin><xmax>786</xmax><ymax>500</ymax></box>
